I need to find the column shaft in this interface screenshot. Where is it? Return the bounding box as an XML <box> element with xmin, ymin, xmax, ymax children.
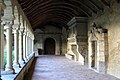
<box><xmin>23</xmin><ymin>33</ymin><xmax>27</xmax><ymax>62</ymax></box>
<box><xmin>5</xmin><ymin>24</ymin><xmax>14</xmax><ymax>73</ymax></box>
<box><xmin>19</xmin><ymin>31</ymin><xmax>25</xmax><ymax>65</ymax></box>
<box><xmin>0</xmin><ymin>19</ymin><xmax>2</xmax><ymax>80</ymax></box>
<box><xmin>29</xmin><ymin>38</ymin><xmax>32</xmax><ymax>56</ymax></box>
<box><xmin>13</xmin><ymin>30</ymin><xmax>20</xmax><ymax>67</ymax></box>
<box><xmin>28</xmin><ymin>37</ymin><xmax>31</xmax><ymax>55</ymax></box>
<box><xmin>32</xmin><ymin>40</ymin><xmax>34</xmax><ymax>53</ymax></box>
<box><xmin>1</xmin><ymin>25</ymin><xmax>4</xmax><ymax>71</ymax></box>
<box><xmin>26</xmin><ymin>33</ymin><xmax>29</xmax><ymax>59</ymax></box>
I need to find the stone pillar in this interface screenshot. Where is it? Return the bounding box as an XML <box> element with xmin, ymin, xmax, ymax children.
<box><xmin>26</xmin><ymin>32</ymin><xmax>29</xmax><ymax>60</ymax></box>
<box><xmin>32</xmin><ymin>38</ymin><xmax>34</xmax><ymax>54</ymax></box>
<box><xmin>19</xmin><ymin>28</ymin><xmax>25</xmax><ymax>65</ymax></box>
<box><xmin>27</xmin><ymin>36</ymin><xmax>30</xmax><ymax>56</ymax></box>
<box><xmin>0</xmin><ymin>0</ymin><xmax>5</xmax><ymax>79</ymax></box>
<box><xmin>1</xmin><ymin>24</ymin><xmax>4</xmax><ymax>71</ymax></box>
<box><xmin>23</xmin><ymin>32</ymin><xmax>27</xmax><ymax>62</ymax></box>
<box><xmin>4</xmin><ymin>22</ymin><xmax>15</xmax><ymax>73</ymax></box>
<box><xmin>30</xmin><ymin>38</ymin><xmax>32</xmax><ymax>54</ymax></box>
<box><xmin>13</xmin><ymin>25</ymin><xmax>20</xmax><ymax>68</ymax></box>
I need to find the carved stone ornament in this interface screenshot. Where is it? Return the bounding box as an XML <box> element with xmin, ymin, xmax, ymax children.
<box><xmin>90</xmin><ymin>22</ymin><xmax>107</xmax><ymax>34</ymax></box>
<box><xmin>89</xmin><ymin>22</ymin><xmax>107</xmax><ymax>41</ymax></box>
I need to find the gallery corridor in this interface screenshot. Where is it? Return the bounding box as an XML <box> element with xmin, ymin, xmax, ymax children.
<box><xmin>25</xmin><ymin>55</ymin><xmax>120</xmax><ymax>80</ymax></box>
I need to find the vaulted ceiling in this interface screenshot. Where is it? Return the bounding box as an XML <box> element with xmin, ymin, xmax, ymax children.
<box><xmin>18</xmin><ymin>0</ymin><xmax>111</xmax><ymax>30</ymax></box>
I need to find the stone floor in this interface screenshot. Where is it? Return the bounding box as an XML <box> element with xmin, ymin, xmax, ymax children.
<box><xmin>27</xmin><ymin>55</ymin><xmax>120</xmax><ymax>80</ymax></box>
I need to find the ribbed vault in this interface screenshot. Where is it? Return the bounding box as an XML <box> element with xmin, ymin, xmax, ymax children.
<box><xmin>18</xmin><ymin>0</ymin><xmax>111</xmax><ymax>30</ymax></box>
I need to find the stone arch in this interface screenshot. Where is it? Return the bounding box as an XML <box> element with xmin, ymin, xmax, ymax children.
<box><xmin>44</xmin><ymin>37</ymin><xmax>56</xmax><ymax>55</ymax></box>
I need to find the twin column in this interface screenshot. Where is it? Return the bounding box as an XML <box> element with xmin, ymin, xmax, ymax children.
<box><xmin>1</xmin><ymin>23</ymin><xmax>29</xmax><ymax>74</ymax></box>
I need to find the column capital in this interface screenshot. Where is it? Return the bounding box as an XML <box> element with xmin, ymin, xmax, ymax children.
<box><xmin>2</xmin><ymin>14</ymin><xmax>15</xmax><ymax>21</ymax></box>
<box><xmin>19</xmin><ymin>27</ymin><xmax>25</xmax><ymax>32</ymax></box>
<box><xmin>12</xmin><ymin>24</ymin><xmax>20</xmax><ymax>30</ymax></box>
<box><xmin>3</xmin><ymin>21</ymin><xmax>13</xmax><ymax>30</ymax></box>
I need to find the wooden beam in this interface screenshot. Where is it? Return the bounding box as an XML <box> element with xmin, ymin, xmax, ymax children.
<box><xmin>89</xmin><ymin>0</ymin><xmax>104</xmax><ymax>11</ymax></box>
<box><xmin>74</xmin><ymin>0</ymin><xmax>97</xmax><ymax>14</ymax></box>
<box><xmin>99</xmin><ymin>0</ymin><xmax>110</xmax><ymax>7</ymax></box>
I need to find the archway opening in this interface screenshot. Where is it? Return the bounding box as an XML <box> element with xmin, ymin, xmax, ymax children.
<box><xmin>44</xmin><ymin>38</ymin><xmax>55</xmax><ymax>55</ymax></box>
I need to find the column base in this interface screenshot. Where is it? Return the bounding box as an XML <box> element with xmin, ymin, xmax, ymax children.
<box><xmin>19</xmin><ymin>60</ymin><xmax>26</xmax><ymax>66</ymax></box>
<box><xmin>24</xmin><ymin>57</ymin><xmax>28</xmax><ymax>63</ymax></box>
<box><xmin>26</xmin><ymin>55</ymin><xmax>30</xmax><ymax>59</ymax></box>
<box><xmin>4</xmin><ymin>67</ymin><xmax>15</xmax><ymax>74</ymax></box>
<box><xmin>13</xmin><ymin>62</ymin><xmax>21</xmax><ymax>68</ymax></box>
<box><xmin>25</xmin><ymin>58</ymin><xmax>29</xmax><ymax>62</ymax></box>
<box><xmin>1</xmin><ymin>68</ymin><xmax>5</xmax><ymax>75</ymax></box>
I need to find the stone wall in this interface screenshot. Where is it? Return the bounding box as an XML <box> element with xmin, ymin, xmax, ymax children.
<box><xmin>61</xmin><ymin>27</ymin><xmax>67</xmax><ymax>55</ymax></box>
<box><xmin>34</xmin><ymin>25</ymin><xmax>62</xmax><ymax>55</ymax></box>
<box><xmin>88</xmin><ymin>1</ymin><xmax>120</xmax><ymax>78</ymax></box>
<box><xmin>66</xmin><ymin>17</ymin><xmax>88</xmax><ymax>65</ymax></box>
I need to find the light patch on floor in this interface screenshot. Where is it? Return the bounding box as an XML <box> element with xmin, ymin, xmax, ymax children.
<box><xmin>31</xmin><ymin>55</ymin><xmax>120</xmax><ymax>80</ymax></box>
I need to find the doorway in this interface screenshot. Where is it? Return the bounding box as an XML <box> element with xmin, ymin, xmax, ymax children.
<box><xmin>44</xmin><ymin>38</ymin><xmax>55</xmax><ymax>55</ymax></box>
<box><xmin>91</xmin><ymin>41</ymin><xmax>97</xmax><ymax>69</ymax></box>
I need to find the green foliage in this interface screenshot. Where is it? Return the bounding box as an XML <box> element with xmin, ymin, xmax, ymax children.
<box><xmin>4</xmin><ymin>48</ymin><xmax>14</xmax><ymax>67</ymax></box>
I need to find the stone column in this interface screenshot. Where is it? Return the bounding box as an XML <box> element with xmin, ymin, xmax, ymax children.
<box><xmin>19</xmin><ymin>28</ymin><xmax>25</xmax><ymax>65</ymax></box>
<box><xmin>32</xmin><ymin>38</ymin><xmax>34</xmax><ymax>54</ymax></box>
<box><xmin>0</xmin><ymin>18</ymin><xmax>4</xmax><ymax>80</ymax></box>
<box><xmin>28</xmin><ymin>36</ymin><xmax>30</xmax><ymax>57</ymax></box>
<box><xmin>30</xmin><ymin>38</ymin><xmax>32</xmax><ymax>54</ymax></box>
<box><xmin>1</xmin><ymin>24</ymin><xmax>4</xmax><ymax>71</ymax></box>
<box><xmin>25</xmin><ymin>32</ymin><xmax>27</xmax><ymax>59</ymax></box>
<box><xmin>0</xmin><ymin>0</ymin><xmax>5</xmax><ymax>79</ymax></box>
<box><xmin>4</xmin><ymin>22</ymin><xmax>15</xmax><ymax>73</ymax></box>
<box><xmin>31</xmin><ymin>38</ymin><xmax>34</xmax><ymax>55</ymax></box>
<box><xmin>13</xmin><ymin>25</ymin><xmax>20</xmax><ymax>68</ymax></box>
<box><xmin>23</xmin><ymin>31</ymin><xmax>27</xmax><ymax>62</ymax></box>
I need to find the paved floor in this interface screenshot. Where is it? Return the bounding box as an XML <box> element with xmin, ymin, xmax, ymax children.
<box><xmin>28</xmin><ymin>55</ymin><xmax>120</xmax><ymax>80</ymax></box>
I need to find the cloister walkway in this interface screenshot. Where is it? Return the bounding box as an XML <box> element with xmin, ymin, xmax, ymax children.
<box><xmin>25</xmin><ymin>55</ymin><xmax>120</xmax><ymax>80</ymax></box>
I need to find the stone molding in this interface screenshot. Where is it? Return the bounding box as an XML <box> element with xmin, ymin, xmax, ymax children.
<box><xmin>67</xmin><ymin>17</ymin><xmax>88</xmax><ymax>27</ymax></box>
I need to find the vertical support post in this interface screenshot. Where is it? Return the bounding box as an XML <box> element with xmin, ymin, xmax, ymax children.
<box><xmin>4</xmin><ymin>22</ymin><xmax>15</xmax><ymax>73</ymax></box>
<box><xmin>19</xmin><ymin>29</ymin><xmax>25</xmax><ymax>65</ymax></box>
<box><xmin>13</xmin><ymin>25</ymin><xmax>20</xmax><ymax>68</ymax></box>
